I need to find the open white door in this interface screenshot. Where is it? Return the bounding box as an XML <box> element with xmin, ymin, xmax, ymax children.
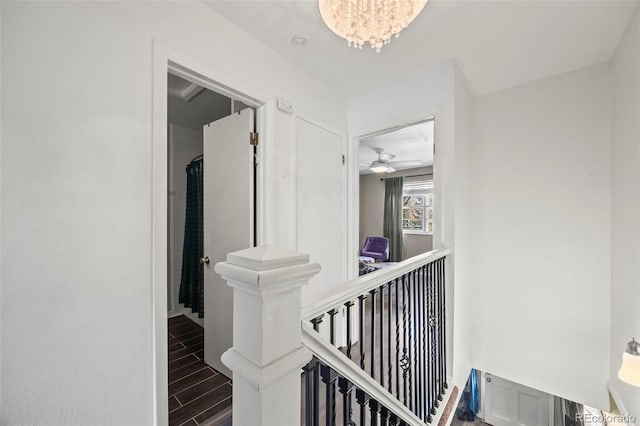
<box><xmin>203</xmin><ymin>108</ymin><xmax>254</xmax><ymax>377</ymax></box>
<box><xmin>484</xmin><ymin>373</ymin><xmax>552</xmax><ymax>426</ymax></box>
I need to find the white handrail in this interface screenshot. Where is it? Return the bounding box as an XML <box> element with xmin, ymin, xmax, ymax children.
<box><xmin>302</xmin><ymin>248</ymin><xmax>451</xmax><ymax>320</ymax></box>
<box><xmin>302</xmin><ymin>322</ymin><xmax>427</xmax><ymax>425</ymax></box>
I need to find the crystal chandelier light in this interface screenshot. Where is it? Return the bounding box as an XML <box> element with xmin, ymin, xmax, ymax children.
<box><xmin>319</xmin><ymin>0</ymin><xmax>428</xmax><ymax>52</ymax></box>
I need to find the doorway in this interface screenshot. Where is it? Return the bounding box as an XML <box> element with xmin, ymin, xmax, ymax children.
<box><xmin>152</xmin><ymin>44</ymin><xmax>270</xmax><ymax>426</ymax></box>
<box><xmin>355</xmin><ymin>118</ymin><xmax>435</xmax><ymax>275</ymax></box>
<box><xmin>166</xmin><ymin>71</ymin><xmax>256</xmax><ymax>425</ymax></box>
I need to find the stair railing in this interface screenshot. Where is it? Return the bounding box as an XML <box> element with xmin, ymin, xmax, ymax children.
<box><xmin>214</xmin><ymin>246</ymin><xmax>450</xmax><ymax>426</ymax></box>
<box><xmin>301</xmin><ymin>249</ymin><xmax>451</xmax><ymax>425</ymax></box>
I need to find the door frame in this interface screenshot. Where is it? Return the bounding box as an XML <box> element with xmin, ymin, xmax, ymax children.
<box><xmin>348</xmin><ymin>112</ymin><xmax>439</xmax><ymax>277</ymax></box>
<box><xmin>152</xmin><ymin>40</ymin><xmax>272</xmax><ymax>426</ymax></box>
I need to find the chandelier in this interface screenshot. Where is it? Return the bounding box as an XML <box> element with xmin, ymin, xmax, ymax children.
<box><xmin>319</xmin><ymin>0</ymin><xmax>428</xmax><ymax>52</ymax></box>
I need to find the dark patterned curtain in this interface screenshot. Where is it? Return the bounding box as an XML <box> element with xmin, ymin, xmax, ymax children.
<box><xmin>179</xmin><ymin>158</ymin><xmax>204</xmax><ymax>317</ymax></box>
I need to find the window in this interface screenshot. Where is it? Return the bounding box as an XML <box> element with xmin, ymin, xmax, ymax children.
<box><xmin>402</xmin><ymin>180</ymin><xmax>433</xmax><ymax>234</ymax></box>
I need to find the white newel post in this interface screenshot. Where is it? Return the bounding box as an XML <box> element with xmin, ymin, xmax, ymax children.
<box><xmin>214</xmin><ymin>246</ymin><xmax>321</xmax><ymax>426</ymax></box>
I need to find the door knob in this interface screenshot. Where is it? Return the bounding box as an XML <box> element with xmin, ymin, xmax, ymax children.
<box><xmin>200</xmin><ymin>256</ymin><xmax>210</xmax><ymax>265</ymax></box>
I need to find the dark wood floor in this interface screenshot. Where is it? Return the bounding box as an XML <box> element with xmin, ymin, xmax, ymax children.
<box><xmin>168</xmin><ymin>315</ymin><xmax>232</xmax><ymax>426</ymax></box>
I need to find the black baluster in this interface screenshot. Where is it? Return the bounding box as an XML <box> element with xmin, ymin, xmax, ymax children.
<box><xmin>433</xmin><ymin>260</ymin><xmax>441</xmax><ymax>408</ymax></box>
<box><xmin>416</xmin><ymin>267</ymin><xmax>423</xmax><ymax>420</ymax></box>
<box><xmin>370</xmin><ymin>288</ymin><xmax>377</xmax><ymax>379</ymax></box>
<box><xmin>311</xmin><ymin>315</ymin><xmax>324</xmax><ymax>333</ymax></box>
<box><xmin>389</xmin><ymin>413</ymin><xmax>398</xmax><ymax>426</ymax></box>
<box><xmin>314</xmin><ymin>361</ymin><xmax>322</xmax><ymax>424</ymax></box>
<box><xmin>369</xmin><ymin>399</ymin><xmax>379</xmax><ymax>426</ymax></box>
<box><xmin>395</xmin><ymin>277</ymin><xmax>400</xmax><ymax>399</ymax></box>
<box><xmin>401</xmin><ymin>274</ymin><xmax>408</xmax><ymax>407</ymax></box>
<box><xmin>356</xmin><ymin>388</ymin><xmax>369</xmax><ymax>426</ymax></box>
<box><xmin>406</xmin><ymin>272</ymin><xmax>413</xmax><ymax>412</ymax></box>
<box><xmin>411</xmin><ymin>269</ymin><xmax>420</xmax><ymax>415</ymax></box>
<box><xmin>380</xmin><ymin>406</ymin><xmax>389</xmax><ymax>426</ymax></box>
<box><xmin>379</xmin><ymin>284</ymin><xmax>385</xmax><ymax>389</ymax></box>
<box><xmin>387</xmin><ymin>281</ymin><xmax>392</xmax><ymax>395</ymax></box>
<box><xmin>438</xmin><ymin>258</ymin><xmax>443</xmax><ymax>397</ymax></box>
<box><xmin>358</xmin><ymin>294</ymin><xmax>367</xmax><ymax>371</ymax></box>
<box><xmin>434</xmin><ymin>259</ymin><xmax>442</xmax><ymax>407</ymax></box>
<box><xmin>338</xmin><ymin>377</ymin><xmax>353</xmax><ymax>426</ymax></box>
<box><xmin>421</xmin><ymin>265</ymin><xmax>428</xmax><ymax>422</ymax></box>
<box><xmin>328</xmin><ymin>309</ymin><xmax>338</xmax><ymax>346</ymax></box>
<box><xmin>321</xmin><ymin>365</ymin><xmax>338</xmax><ymax>426</ymax></box>
<box><xmin>427</xmin><ymin>261</ymin><xmax>434</xmax><ymax>421</ymax></box>
<box><xmin>430</xmin><ymin>260</ymin><xmax>438</xmax><ymax>417</ymax></box>
<box><xmin>345</xmin><ymin>301</ymin><xmax>355</xmax><ymax>360</ymax></box>
<box><xmin>304</xmin><ymin>358</ymin><xmax>321</xmax><ymax>426</ymax></box>
<box><xmin>304</xmin><ymin>359</ymin><xmax>314</xmax><ymax>426</ymax></box>
<box><xmin>442</xmin><ymin>258</ymin><xmax>448</xmax><ymax>391</ymax></box>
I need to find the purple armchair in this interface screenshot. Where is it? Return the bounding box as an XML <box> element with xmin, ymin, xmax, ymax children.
<box><xmin>360</xmin><ymin>237</ymin><xmax>390</xmax><ymax>262</ymax></box>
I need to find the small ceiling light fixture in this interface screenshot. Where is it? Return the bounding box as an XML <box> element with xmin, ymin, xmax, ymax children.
<box><xmin>370</xmin><ymin>160</ymin><xmax>395</xmax><ymax>174</ymax></box>
<box><xmin>291</xmin><ymin>34</ymin><xmax>308</xmax><ymax>48</ymax></box>
<box><xmin>618</xmin><ymin>338</ymin><xmax>640</xmax><ymax>387</ymax></box>
<box><xmin>318</xmin><ymin>0</ymin><xmax>428</xmax><ymax>52</ymax></box>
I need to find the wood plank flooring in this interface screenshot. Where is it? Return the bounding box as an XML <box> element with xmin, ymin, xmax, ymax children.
<box><xmin>168</xmin><ymin>315</ymin><xmax>232</xmax><ymax>426</ymax></box>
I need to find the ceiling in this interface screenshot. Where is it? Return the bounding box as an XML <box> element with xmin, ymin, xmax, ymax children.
<box><xmin>168</xmin><ymin>74</ymin><xmax>253</xmax><ymax>130</ymax></box>
<box><xmin>204</xmin><ymin>0</ymin><xmax>638</xmax><ymax>96</ymax></box>
<box><xmin>359</xmin><ymin>120</ymin><xmax>434</xmax><ymax>175</ymax></box>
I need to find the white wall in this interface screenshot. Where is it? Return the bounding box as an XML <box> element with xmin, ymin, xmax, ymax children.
<box><xmin>452</xmin><ymin>64</ymin><xmax>474</xmax><ymax>395</ymax></box>
<box><xmin>469</xmin><ymin>63</ymin><xmax>612</xmax><ymax>409</ymax></box>
<box><xmin>609</xmin><ymin>7</ymin><xmax>640</xmax><ymax>423</ymax></box>
<box><xmin>0</xmin><ymin>2</ymin><xmax>345</xmax><ymax>424</ymax></box>
<box><xmin>359</xmin><ymin>167</ymin><xmax>434</xmax><ymax>260</ymax></box>
<box><xmin>167</xmin><ymin>124</ymin><xmax>203</xmax><ymax>325</ymax></box>
<box><xmin>0</xmin><ymin>0</ymin><xmax>3</xmax><ymax>417</ymax></box>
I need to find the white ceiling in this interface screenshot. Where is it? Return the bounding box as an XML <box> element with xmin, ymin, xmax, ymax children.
<box><xmin>204</xmin><ymin>0</ymin><xmax>638</xmax><ymax>96</ymax></box>
<box><xmin>359</xmin><ymin>120</ymin><xmax>434</xmax><ymax>174</ymax></box>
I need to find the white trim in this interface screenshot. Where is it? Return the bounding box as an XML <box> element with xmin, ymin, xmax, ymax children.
<box><xmin>221</xmin><ymin>346</ymin><xmax>312</xmax><ymax>390</ymax></box>
<box><xmin>607</xmin><ymin>380</ymin><xmax>630</xmax><ymax>419</ymax></box>
<box><xmin>404</xmin><ymin>231</ymin><xmax>433</xmax><ymax>236</ymax></box>
<box><xmin>347</xmin><ymin>128</ymin><xmax>358</xmax><ymax>280</ymax></box>
<box><xmin>181</xmin><ymin>83</ymin><xmax>205</xmax><ymax>102</ymax></box>
<box><xmin>215</xmin><ymin>262</ymin><xmax>322</xmax><ymax>296</ymax></box>
<box><xmin>302</xmin><ymin>248</ymin><xmax>451</xmax><ymax>320</ymax></box>
<box><xmin>152</xmin><ymin>40</ymin><xmax>273</xmax><ymax>426</ymax></box>
<box><xmin>255</xmin><ymin>103</ymin><xmax>270</xmax><ymax>246</ymax></box>
<box><xmin>478</xmin><ymin>370</ymin><xmax>486</xmax><ymax>419</ymax></box>
<box><xmin>349</xmin><ymin>113</ymin><xmax>439</xmax><ymax>283</ymax></box>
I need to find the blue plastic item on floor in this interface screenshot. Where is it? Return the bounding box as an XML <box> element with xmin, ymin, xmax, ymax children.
<box><xmin>456</xmin><ymin>369</ymin><xmax>480</xmax><ymax>421</ymax></box>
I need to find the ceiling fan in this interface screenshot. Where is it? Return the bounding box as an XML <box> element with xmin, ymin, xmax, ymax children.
<box><xmin>360</xmin><ymin>147</ymin><xmax>422</xmax><ymax>173</ymax></box>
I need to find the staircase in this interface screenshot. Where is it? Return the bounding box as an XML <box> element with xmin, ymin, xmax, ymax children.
<box><xmin>214</xmin><ymin>246</ymin><xmax>455</xmax><ymax>426</ymax></box>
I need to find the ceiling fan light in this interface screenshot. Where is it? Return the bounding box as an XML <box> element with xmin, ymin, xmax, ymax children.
<box><xmin>370</xmin><ymin>164</ymin><xmax>390</xmax><ymax>173</ymax></box>
<box><xmin>369</xmin><ymin>160</ymin><xmax>395</xmax><ymax>174</ymax></box>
